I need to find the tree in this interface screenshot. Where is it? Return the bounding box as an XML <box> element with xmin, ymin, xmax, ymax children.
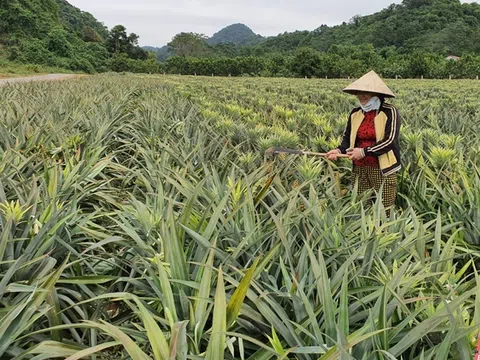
<box><xmin>109</xmin><ymin>53</ymin><xmax>130</xmax><ymax>72</ymax></box>
<box><xmin>106</xmin><ymin>24</ymin><xmax>148</xmax><ymax>60</ymax></box>
<box><xmin>167</xmin><ymin>32</ymin><xmax>208</xmax><ymax>57</ymax></box>
<box><xmin>349</xmin><ymin>15</ymin><xmax>362</xmax><ymax>26</ymax></box>
<box><xmin>290</xmin><ymin>47</ymin><xmax>321</xmax><ymax>78</ymax></box>
<box><xmin>407</xmin><ymin>51</ymin><xmax>441</xmax><ymax>78</ymax></box>
<box><xmin>83</xmin><ymin>25</ymin><xmax>102</xmax><ymax>42</ymax></box>
<box><xmin>107</xmin><ymin>25</ymin><xmax>129</xmax><ymax>54</ymax></box>
<box><xmin>45</xmin><ymin>26</ymin><xmax>72</xmax><ymax>57</ymax></box>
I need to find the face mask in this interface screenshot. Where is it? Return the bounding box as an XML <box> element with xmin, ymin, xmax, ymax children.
<box><xmin>360</xmin><ymin>96</ymin><xmax>381</xmax><ymax>112</ymax></box>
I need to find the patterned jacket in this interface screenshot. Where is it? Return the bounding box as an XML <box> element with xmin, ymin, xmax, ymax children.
<box><xmin>337</xmin><ymin>103</ymin><xmax>401</xmax><ymax>176</ymax></box>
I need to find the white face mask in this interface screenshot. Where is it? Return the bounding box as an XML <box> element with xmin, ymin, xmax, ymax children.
<box><xmin>360</xmin><ymin>96</ymin><xmax>381</xmax><ymax>112</ymax></box>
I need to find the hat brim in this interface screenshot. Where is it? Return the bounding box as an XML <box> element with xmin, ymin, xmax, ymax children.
<box><xmin>342</xmin><ymin>70</ymin><xmax>396</xmax><ymax>98</ymax></box>
<box><xmin>343</xmin><ymin>88</ymin><xmax>395</xmax><ymax>98</ymax></box>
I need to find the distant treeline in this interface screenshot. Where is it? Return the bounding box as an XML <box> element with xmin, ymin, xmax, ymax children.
<box><xmin>5</xmin><ymin>0</ymin><xmax>480</xmax><ymax>78</ymax></box>
<box><xmin>157</xmin><ymin>46</ymin><xmax>480</xmax><ymax>79</ymax></box>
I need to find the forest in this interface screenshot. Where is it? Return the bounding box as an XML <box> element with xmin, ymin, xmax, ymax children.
<box><xmin>2</xmin><ymin>0</ymin><xmax>480</xmax><ymax>78</ymax></box>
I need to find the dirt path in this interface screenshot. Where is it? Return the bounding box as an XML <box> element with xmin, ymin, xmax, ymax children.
<box><xmin>0</xmin><ymin>74</ymin><xmax>81</xmax><ymax>86</ymax></box>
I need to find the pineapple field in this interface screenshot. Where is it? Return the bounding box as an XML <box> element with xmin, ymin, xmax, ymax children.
<box><xmin>2</xmin><ymin>74</ymin><xmax>480</xmax><ymax>360</ymax></box>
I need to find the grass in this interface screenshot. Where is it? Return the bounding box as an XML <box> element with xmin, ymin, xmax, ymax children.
<box><xmin>0</xmin><ymin>74</ymin><xmax>479</xmax><ymax>359</ymax></box>
<box><xmin>0</xmin><ymin>57</ymin><xmax>75</xmax><ymax>78</ymax></box>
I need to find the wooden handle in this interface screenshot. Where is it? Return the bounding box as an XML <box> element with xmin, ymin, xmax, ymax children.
<box><xmin>303</xmin><ymin>151</ymin><xmax>350</xmax><ymax>159</ymax></box>
<box><xmin>266</xmin><ymin>147</ymin><xmax>351</xmax><ymax>159</ymax></box>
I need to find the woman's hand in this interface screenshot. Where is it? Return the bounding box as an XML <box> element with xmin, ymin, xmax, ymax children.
<box><xmin>347</xmin><ymin>148</ymin><xmax>365</xmax><ymax>161</ymax></box>
<box><xmin>326</xmin><ymin>149</ymin><xmax>341</xmax><ymax>161</ymax></box>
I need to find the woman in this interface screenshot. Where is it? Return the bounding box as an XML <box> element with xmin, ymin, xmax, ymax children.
<box><xmin>326</xmin><ymin>70</ymin><xmax>401</xmax><ymax>213</ymax></box>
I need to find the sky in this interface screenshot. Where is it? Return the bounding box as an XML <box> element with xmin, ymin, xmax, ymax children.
<box><xmin>68</xmin><ymin>0</ymin><xmax>477</xmax><ymax>47</ymax></box>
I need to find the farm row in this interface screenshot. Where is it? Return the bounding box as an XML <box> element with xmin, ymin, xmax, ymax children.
<box><xmin>1</xmin><ymin>75</ymin><xmax>479</xmax><ymax>359</ymax></box>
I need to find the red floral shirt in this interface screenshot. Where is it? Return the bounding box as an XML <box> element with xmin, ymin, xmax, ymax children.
<box><xmin>354</xmin><ymin>110</ymin><xmax>379</xmax><ymax>167</ymax></box>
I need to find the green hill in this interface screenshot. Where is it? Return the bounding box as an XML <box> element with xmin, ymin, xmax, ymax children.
<box><xmin>57</xmin><ymin>0</ymin><xmax>109</xmax><ymax>41</ymax></box>
<box><xmin>258</xmin><ymin>0</ymin><xmax>480</xmax><ymax>55</ymax></box>
<box><xmin>5</xmin><ymin>0</ymin><xmax>480</xmax><ymax>77</ymax></box>
<box><xmin>0</xmin><ymin>0</ymin><xmax>109</xmax><ymax>72</ymax></box>
<box><xmin>144</xmin><ymin>24</ymin><xmax>264</xmax><ymax>62</ymax></box>
<box><xmin>0</xmin><ymin>0</ymin><xmax>108</xmax><ymax>41</ymax></box>
<box><xmin>160</xmin><ymin>0</ymin><xmax>480</xmax><ymax>79</ymax></box>
<box><xmin>207</xmin><ymin>23</ymin><xmax>264</xmax><ymax>46</ymax></box>
<box><xmin>0</xmin><ymin>0</ymin><xmax>157</xmax><ymax>74</ymax></box>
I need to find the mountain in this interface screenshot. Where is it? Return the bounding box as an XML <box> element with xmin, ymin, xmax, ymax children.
<box><xmin>0</xmin><ymin>0</ymin><xmax>107</xmax><ymax>44</ymax></box>
<box><xmin>142</xmin><ymin>45</ymin><xmax>171</xmax><ymax>62</ymax></box>
<box><xmin>143</xmin><ymin>23</ymin><xmax>265</xmax><ymax>62</ymax></box>
<box><xmin>0</xmin><ymin>0</ymin><xmax>109</xmax><ymax>71</ymax></box>
<box><xmin>257</xmin><ymin>0</ymin><xmax>480</xmax><ymax>55</ymax></box>
<box><xmin>207</xmin><ymin>23</ymin><xmax>264</xmax><ymax>46</ymax></box>
<box><xmin>57</xmin><ymin>0</ymin><xmax>109</xmax><ymax>41</ymax></box>
<box><xmin>143</xmin><ymin>46</ymin><xmax>162</xmax><ymax>52</ymax></box>
<box><xmin>6</xmin><ymin>0</ymin><xmax>480</xmax><ymax>76</ymax></box>
<box><xmin>0</xmin><ymin>0</ymin><xmax>155</xmax><ymax>73</ymax></box>
<box><xmin>148</xmin><ymin>0</ymin><xmax>480</xmax><ymax>63</ymax></box>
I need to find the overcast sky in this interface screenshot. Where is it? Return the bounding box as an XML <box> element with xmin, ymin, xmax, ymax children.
<box><xmin>67</xmin><ymin>0</ymin><xmax>477</xmax><ymax>47</ymax></box>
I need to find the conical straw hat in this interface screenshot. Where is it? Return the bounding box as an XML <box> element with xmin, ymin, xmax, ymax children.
<box><xmin>343</xmin><ymin>70</ymin><xmax>395</xmax><ymax>98</ymax></box>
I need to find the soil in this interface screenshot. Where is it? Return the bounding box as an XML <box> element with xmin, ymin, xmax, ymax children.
<box><xmin>0</xmin><ymin>74</ymin><xmax>81</xmax><ymax>86</ymax></box>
